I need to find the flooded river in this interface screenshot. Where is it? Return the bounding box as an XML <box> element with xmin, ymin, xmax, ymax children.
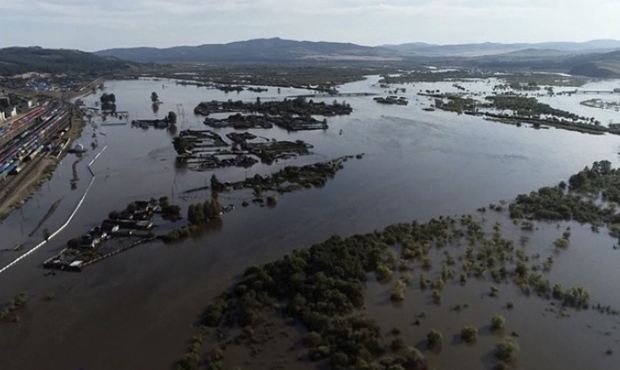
<box><xmin>1</xmin><ymin>76</ymin><xmax>620</xmax><ymax>370</ymax></box>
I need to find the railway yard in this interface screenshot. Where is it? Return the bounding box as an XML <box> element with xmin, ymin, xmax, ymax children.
<box><xmin>0</xmin><ymin>98</ymin><xmax>78</xmax><ymax>219</ymax></box>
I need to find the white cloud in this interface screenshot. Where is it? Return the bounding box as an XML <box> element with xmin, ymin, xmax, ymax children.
<box><xmin>1</xmin><ymin>0</ymin><xmax>619</xmax><ymax>50</ymax></box>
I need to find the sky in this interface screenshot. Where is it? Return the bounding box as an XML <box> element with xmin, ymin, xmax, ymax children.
<box><xmin>1</xmin><ymin>0</ymin><xmax>620</xmax><ymax>51</ymax></box>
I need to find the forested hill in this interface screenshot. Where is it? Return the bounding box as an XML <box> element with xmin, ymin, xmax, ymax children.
<box><xmin>0</xmin><ymin>47</ymin><xmax>134</xmax><ymax>75</ymax></box>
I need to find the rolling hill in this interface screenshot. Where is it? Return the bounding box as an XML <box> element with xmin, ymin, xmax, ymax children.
<box><xmin>0</xmin><ymin>46</ymin><xmax>134</xmax><ymax>75</ymax></box>
<box><xmin>567</xmin><ymin>49</ymin><xmax>620</xmax><ymax>77</ymax></box>
<box><xmin>382</xmin><ymin>39</ymin><xmax>620</xmax><ymax>57</ymax></box>
<box><xmin>2</xmin><ymin>39</ymin><xmax>620</xmax><ymax>79</ymax></box>
<box><xmin>96</xmin><ymin>38</ymin><xmax>402</xmax><ymax>63</ymax></box>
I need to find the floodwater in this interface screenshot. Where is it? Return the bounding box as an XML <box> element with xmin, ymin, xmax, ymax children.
<box><xmin>365</xmin><ymin>216</ymin><xmax>620</xmax><ymax>370</ymax></box>
<box><xmin>1</xmin><ymin>76</ymin><xmax>620</xmax><ymax>370</ymax></box>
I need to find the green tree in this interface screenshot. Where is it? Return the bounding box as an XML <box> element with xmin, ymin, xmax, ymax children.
<box><xmin>427</xmin><ymin>329</ymin><xmax>443</xmax><ymax>349</ymax></box>
<box><xmin>491</xmin><ymin>315</ymin><xmax>506</xmax><ymax>330</ymax></box>
<box><xmin>461</xmin><ymin>326</ymin><xmax>478</xmax><ymax>343</ymax></box>
<box><xmin>167</xmin><ymin>111</ymin><xmax>177</xmax><ymax>124</ymax></box>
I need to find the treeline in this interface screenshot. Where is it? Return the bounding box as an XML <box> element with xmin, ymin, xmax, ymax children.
<box><xmin>194</xmin><ymin>97</ymin><xmax>352</xmax><ymax>117</ymax></box>
<box><xmin>509</xmin><ymin>160</ymin><xmax>620</xmax><ymax>237</ymax></box>
<box><xmin>485</xmin><ymin>95</ymin><xmax>590</xmax><ymax>122</ymax></box>
<box><xmin>0</xmin><ymin>47</ymin><xmax>132</xmax><ymax>75</ymax></box>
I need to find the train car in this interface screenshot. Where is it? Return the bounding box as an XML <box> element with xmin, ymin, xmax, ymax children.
<box><xmin>0</xmin><ymin>161</ymin><xmax>13</xmax><ymax>178</ymax></box>
<box><xmin>26</xmin><ymin>144</ymin><xmax>44</xmax><ymax>161</ymax></box>
<box><xmin>4</xmin><ymin>163</ymin><xmax>17</xmax><ymax>176</ymax></box>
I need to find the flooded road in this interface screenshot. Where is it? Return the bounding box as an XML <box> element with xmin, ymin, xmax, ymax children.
<box><xmin>1</xmin><ymin>76</ymin><xmax>620</xmax><ymax>370</ymax></box>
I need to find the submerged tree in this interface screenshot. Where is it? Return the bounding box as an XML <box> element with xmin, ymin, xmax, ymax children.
<box><xmin>495</xmin><ymin>337</ymin><xmax>519</xmax><ymax>363</ymax></box>
<box><xmin>426</xmin><ymin>330</ymin><xmax>443</xmax><ymax>349</ymax></box>
<box><xmin>461</xmin><ymin>326</ymin><xmax>478</xmax><ymax>343</ymax></box>
<box><xmin>491</xmin><ymin>315</ymin><xmax>506</xmax><ymax>330</ymax></box>
<box><xmin>166</xmin><ymin>111</ymin><xmax>177</xmax><ymax>125</ymax></box>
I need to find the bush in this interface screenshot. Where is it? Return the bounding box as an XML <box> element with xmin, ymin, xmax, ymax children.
<box><xmin>203</xmin><ymin>300</ymin><xmax>226</xmax><ymax>327</ymax></box>
<box><xmin>563</xmin><ymin>286</ymin><xmax>590</xmax><ymax>309</ymax></box>
<box><xmin>330</xmin><ymin>351</ymin><xmax>349</xmax><ymax>368</ymax></box>
<box><xmin>376</xmin><ymin>264</ymin><xmax>393</xmax><ymax>282</ymax></box>
<box><xmin>552</xmin><ymin>283</ymin><xmax>564</xmax><ymax>299</ymax></box>
<box><xmin>390</xmin><ymin>338</ymin><xmax>404</xmax><ymax>351</ymax></box>
<box><xmin>495</xmin><ymin>337</ymin><xmax>519</xmax><ymax>362</ymax></box>
<box><xmin>419</xmin><ymin>274</ymin><xmax>428</xmax><ymax>290</ymax></box>
<box><xmin>391</xmin><ymin>280</ymin><xmax>406</xmax><ymax>302</ymax></box>
<box><xmin>401</xmin><ymin>346</ymin><xmax>426</xmax><ymax>368</ymax></box>
<box><xmin>204</xmin><ymin>198</ymin><xmax>223</xmax><ymax>220</ymax></box>
<box><xmin>266</xmin><ymin>195</ymin><xmax>277</xmax><ymax>207</ymax></box>
<box><xmin>491</xmin><ymin>315</ymin><xmax>506</xmax><ymax>330</ymax></box>
<box><xmin>303</xmin><ymin>331</ymin><xmax>322</xmax><ymax>347</ymax></box>
<box><xmin>426</xmin><ymin>330</ymin><xmax>443</xmax><ymax>349</ymax></box>
<box><xmin>554</xmin><ymin>237</ymin><xmax>569</xmax><ymax>249</ymax></box>
<box><xmin>461</xmin><ymin>326</ymin><xmax>478</xmax><ymax>343</ymax></box>
<box><xmin>308</xmin><ymin>346</ymin><xmax>330</xmax><ymax>361</ymax></box>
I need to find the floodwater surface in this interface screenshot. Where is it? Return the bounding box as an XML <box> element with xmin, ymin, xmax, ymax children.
<box><xmin>1</xmin><ymin>76</ymin><xmax>620</xmax><ymax>370</ymax></box>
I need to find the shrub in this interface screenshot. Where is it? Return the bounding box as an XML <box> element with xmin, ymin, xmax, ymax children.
<box><xmin>391</xmin><ymin>280</ymin><xmax>406</xmax><ymax>302</ymax></box>
<box><xmin>330</xmin><ymin>351</ymin><xmax>349</xmax><ymax>368</ymax></box>
<box><xmin>303</xmin><ymin>331</ymin><xmax>323</xmax><ymax>347</ymax></box>
<box><xmin>461</xmin><ymin>326</ymin><xmax>478</xmax><ymax>343</ymax></box>
<box><xmin>390</xmin><ymin>338</ymin><xmax>404</xmax><ymax>351</ymax></box>
<box><xmin>376</xmin><ymin>264</ymin><xmax>393</xmax><ymax>282</ymax></box>
<box><xmin>490</xmin><ymin>286</ymin><xmax>499</xmax><ymax>297</ymax></box>
<box><xmin>495</xmin><ymin>337</ymin><xmax>519</xmax><ymax>362</ymax></box>
<box><xmin>554</xmin><ymin>237</ymin><xmax>569</xmax><ymax>249</ymax></box>
<box><xmin>308</xmin><ymin>346</ymin><xmax>330</xmax><ymax>361</ymax></box>
<box><xmin>552</xmin><ymin>284</ymin><xmax>564</xmax><ymax>299</ymax></box>
<box><xmin>266</xmin><ymin>195</ymin><xmax>278</xmax><ymax>207</ymax></box>
<box><xmin>421</xmin><ymin>256</ymin><xmax>432</xmax><ymax>270</ymax></box>
<box><xmin>419</xmin><ymin>274</ymin><xmax>428</xmax><ymax>290</ymax></box>
<box><xmin>203</xmin><ymin>300</ymin><xmax>226</xmax><ymax>327</ymax></box>
<box><xmin>401</xmin><ymin>346</ymin><xmax>426</xmax><ymax>368</ymax></box>
<box><xmin>491</xmin><ymin>315</ymin><xmax>506</xmax><ymax>330</ymax></box>
<box><xmin>426</xmin><ymin>330</ymin><xmax>443</xmax><ymax>349</ymax></box>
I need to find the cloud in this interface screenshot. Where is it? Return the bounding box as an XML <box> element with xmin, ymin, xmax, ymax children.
<box><xmin>1</xmin><ymin>0</ymin><xmax>619</xmax><ymax>50</ymax></box>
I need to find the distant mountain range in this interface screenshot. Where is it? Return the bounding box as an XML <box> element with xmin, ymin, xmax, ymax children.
<box><xmin>93</xmin><ymin>38</ymin><xmax>620</xmax><ymax>77</ymax></box>
<box><xmin>96</xmin><ymin>38</ymin><xmax>620</xmax><ymax>63</ymax></box>
<box><xmin>2</xmin><ymin>38</ymin><xmax>620</xmax><ymax>78</ymax></box>
<box><xmin>0</xmin><ymin>46</ymin><xmax>134</xmax><ymax>75</ymax></box>
<box><xmin>381</xmin><ymin>39</ymin><xmax>620</xmax><ymax>57</ymax></box>
<box><xmin>96</xmin><ymin>38</ymin><xmax>400</xmax><ymax>63</ymax></box>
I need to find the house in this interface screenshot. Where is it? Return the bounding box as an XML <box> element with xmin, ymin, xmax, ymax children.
<box><xmin>89</xmin><ymin>226</ymin><xmax>109</xmax><ymax>240</ymax></box>
<box><xmin>102</xmin><ymin>222</ymin><xmax>120</xmax><ymax>234</ymax></box>
<box><xmin>80</xmin><ymin>227</ymin><xmax>109</xmax><ymax>249</ymax></box>
<box><xmin>0</xmin><ymin>97</ymin><xmax>17</xmax><ymax>119</ymax></box>
<box><xmin>80</xmin><ymin>234</ymin><xmax>101</xmax><ymax>249</ymax></box>
<box><xmin>8</xmin><ymin>94</ymin><xmax>34</xmax><ymax>112</ymax></box>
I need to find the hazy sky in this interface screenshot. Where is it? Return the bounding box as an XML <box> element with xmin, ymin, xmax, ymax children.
<box><xmin>2</xmin><ymin>0</ymin><xmax>620</xmax><ymax>51</ymax></box>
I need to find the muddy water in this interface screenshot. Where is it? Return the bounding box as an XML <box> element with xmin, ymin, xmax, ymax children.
<box><xmin>1</xmin><ymin>76</ymin><xmax>620</xmax><ymax>370</ymax></box>
<box><xmin>365</xmin><ymin>216</ymin><xmax>620</xmax><ymax>370</ymax></box>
